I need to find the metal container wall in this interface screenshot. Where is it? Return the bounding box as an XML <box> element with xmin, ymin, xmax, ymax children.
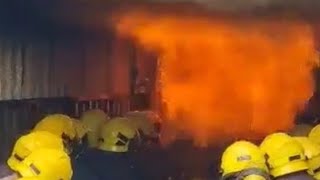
<box><xmin>0</xmin><ymin>34</ymin><xmax>116</xmax><ymax>101</ymax></box>
<box><xmin>0</xmin><ymin>38</ymin><xmax>23</xmax><ymax>100</ymax></box>
<box><xmin>0</xmin><ymin>37</ymin><xmax>76</xmax><ymax>100</ymax></box>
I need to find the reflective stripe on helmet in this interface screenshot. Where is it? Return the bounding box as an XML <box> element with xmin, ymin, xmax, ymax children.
<box><xmin>265</xmin><ymin>153</ymin><xmax>304</xmax><ymax>169</ymax></box>
<box><xmin>289</xmin><ymin>155</ymin><xmax>301</xmax><ymax>161</ymax></box>
<box><xmin>14</xmin><ymin>154</ymin><xmax>24</xmax><ymax>161</ymax></box>
<box><xmin>115</xmin><ymin>132</ymin><xmax>130</xmax><ymax>146</ymax></box>
<box><xmin>237</xmin><ymin>155</ymin><xmax>251</xmax><ymax>162</ymax></box>
<box><xmin>117</xmin><ymin>132</ymin><xmax>129</xmax><ymax>143</ymax></box>
<box><xmin>313</xmin><ymin>166</ymin><xmax>320</xmax><ymax>174</ymax></box>
<box><xmin>29</xmin><ymin>164</ymin><xmax>41</xmax><ymax>175</ymax></box>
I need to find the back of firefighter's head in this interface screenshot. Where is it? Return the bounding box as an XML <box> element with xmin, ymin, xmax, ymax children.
<box><xmin>220</xmin><ymin>140</ymin><xmax>269</xmax><ymax>180</ymax></box>
<box><xmin>7</xmin><ymin>131</ymin><xmax>65</xmax><ymax>172</ymax></box>
<box><xmin>80</xmin><ymin>109</ymin><xmax>110</xmax><ymax>148</ymax></box>
<box><xmin>260</xmin><ymin>132</ymin><xmax>308</xmax><ymax>178</ymax></box>
<box><xmin>294</xmin><ymin>137</ymin><xmax>320</xmax><ymax>180</ymax></box>
<box><xmin>33</xmin><ymin>114</ymin><xmax>77</xmax><ymax>152</ymax></box>
<box><xmin>14</xmin><ymin>148</ymin><xmax>72</xmax><ymax>180</ymax></box>
<box><xmin>97</xmin><ymin>117</ymin><xmax>136</xmax><ymax>153</ymax></box>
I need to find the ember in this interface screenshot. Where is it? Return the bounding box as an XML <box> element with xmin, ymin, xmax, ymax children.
<box><xmin>113</xmin><ymin>12</ymin><xmax>317</xmax><ymax>146</ymax></box>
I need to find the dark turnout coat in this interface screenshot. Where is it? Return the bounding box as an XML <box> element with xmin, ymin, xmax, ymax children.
<box><xmin>72</xmin><ymin>149</ymin><xmax>143</xmax><ymax>180</ymax></box>
<box><xmin>275</xmin><ymin>171</ymin><xmax>315</xmax><ymax>180</ymax></box>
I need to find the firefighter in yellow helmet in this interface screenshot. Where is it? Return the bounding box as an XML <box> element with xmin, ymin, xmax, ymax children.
<box><xmin>33</xmin><ymin>114</ymin><xmax>77</xmax><ymax>153</ymax></box>
<box><xmin>7</xmin><ymin>131</ymin><xmax>65</xmax><ymax>172</ymax></box>
<box><xmin>260</xmin><ymin>132</ymin><xmax>314</xmax><ymax>180</ymax></box>
<box><xmin>289</xmin><ymin>123</ymin><xmax>313</xmax><ymax>137</ymax></box>
<box><xmin>16</xmin><ymin>148</ymin><xmax>72</xmax><ymax>180</ymax></box>
<box><xmin>72</xmin><ymin>117</ymin><xmax>143</xmax><ymax>180</ymax></box>
<box><xmin>97</xmin><ymin>117</ymin><xmax>136</xmax><ymax>153</ymax></box>
<box><xmin>294</xmin><ymin>137</ymin><xmax>320</xmax><ymax>180</ymax></box>
<box><xmin>80</xmin><ymin>109</ymin><xmax>110</xmax><ymax>148</ymax></box>
<box><xmin>220</xmin><ymin>140</ymin><xmax>271</xmax><ymax>180</ymax></box>
<box><xmin>124</xmin><ymin>110</ymin><xmax>162</xmax><ymax>145</ymax></box>
<box><xmin>309</xmin><ymin>124</ymin><xmax>320</xmax><ymax>145</ymax></box>
<box><xmin>0</xmin><ymin>148</ymin><xmax>72</xmax><ymax>180</ymax></box>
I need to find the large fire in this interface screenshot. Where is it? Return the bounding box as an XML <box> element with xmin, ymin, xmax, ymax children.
<box><xmin>113</xmin><ymin>12</ymin><xmax>317</xmax><ymax>146</ymax></box>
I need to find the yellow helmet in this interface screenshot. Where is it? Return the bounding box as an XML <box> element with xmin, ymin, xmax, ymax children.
<box><xmin>80</xmin><ymin>109</ymin><xmax>110</xmax><ymax>148</ymax></box>
<box><xmin>33</xmin><ymin>114</ymin><xmax>76</xmax><ymax>141</ymax></box>
<box><xmin>289</xmin><ymin>124</ymin><xmax>313</xmax><ymax>137</ymax></box>
<box><xmin>125</xmin><ymin>110</ymin><xmax>161</xmax><ymax>137</ymax></box>
<box><xmin>97</xmin><ymin>117</ymin><xmax>136</xmax><ymax>153</ymax></box>
<box><xmin>260</xmin><ymin>133</ymin><xmax>308</xmax><ymax>177</ymax></box>
<box><xmin>71</xmin><ymin>118</ymin><xmax>89</xmax><ymax>140</ymax></box>
<box><xmin>15</xmin><ymin>148</ymin><xmax>72</xmax><ymax>180</ymax></box>
<box><xmin>294</xmin><ymin>137</ymin><xmax>320</xmax><ymax>180</ymax></box>
<box><xmin>221</xmin><ymin>141</ymin><xmax>268</xmax><ymax>179</ymax></box>
<box><xmin>309</xmin><ymin>124</ymin><xmax>320</xmax><ymax>145</ymax></box>
<box><xmin>7</xmin><ymin>131</ymin><xmax>65</xmax><ymax>171</ymax></box>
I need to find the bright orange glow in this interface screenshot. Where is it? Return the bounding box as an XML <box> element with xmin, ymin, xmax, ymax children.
<box><xmin>113</xmin><ymin>12</ymin><xmax>317</xmax><ymax>146</ymax></box>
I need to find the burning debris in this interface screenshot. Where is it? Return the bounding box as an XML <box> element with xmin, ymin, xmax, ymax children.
<box><xmin>112</xmin><ymin>11</ymin><xmax>317</xmax><ymax>146</ymax></box>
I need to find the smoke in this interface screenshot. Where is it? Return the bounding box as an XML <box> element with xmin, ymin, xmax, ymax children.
<box><xmin>112</xmin><ymin>11</ymin><xmax>318</xmax><ymax>146</ymax></box>
<box><xmin>185</xmin><ymin>0</ymin><xmax>320</xmax><ymax>11</ymax></box>
<box><xmin>108</xmin><ymin>0</ymin><xmax>320</xmax><ymax>24</ymax></box>
<box><xmin>126</xmin><ymin>0</ymin><xmax>320</xmax><ymax>12</ymax></box>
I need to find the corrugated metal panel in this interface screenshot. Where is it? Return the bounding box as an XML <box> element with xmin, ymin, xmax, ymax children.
<box><xmin>23</xmin><ymin>41</ymin><xmax>49</xmax><ymax>98</ymax></box>
<box><xmin>0</xmin><ymin>39</ymin><xmax>23</xmax><ymax>100</ymax></box>
<box><xmin>0</xmin><ymin>37</ymin><xmax>87</xmax><ymax>100</ymax></box>
<box><xmin>110</xmin><ymin>37</ymin><xmax>134</xmax><ymax>97</ymax></box>
<box><xmin>83</xmin><ymin>38</ymin><xmax>112</xmax><ymax>98</ymax></box>
<box><xmin>0</xmin><ymin>38</ymin><xmax>63</xmax><ymax>100</ymax></box>
<box><xmin>53</xmin><ymin>38</ymin><xmax>86</xmax><ymax>97</ymax></box>
<box><xmin>0</xmin><ymin>33</ymin><xmax>130</xmax><ymax>101</ymax></box>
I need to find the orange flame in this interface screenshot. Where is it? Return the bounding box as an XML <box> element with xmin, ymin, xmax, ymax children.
<box><xmin>113</xmin><ymin>12</ymin><xmax>317</xmax><ymax>146</ymax></box>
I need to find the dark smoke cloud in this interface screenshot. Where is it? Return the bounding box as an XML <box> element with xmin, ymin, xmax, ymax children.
<box><xmin>141</xmin><ymin>0</ymin><xmax>320</xmax><ymax>11</ymax></box>
<box><xmin>20</xmin><ymin>0</ymin><xmax>320</xmax><ymax>30</ymax></box>
<box><xmin>193</xmin><ymin>0</ymin><xmax>319</xmax><ymax>11</ymax></box>
<box><xmin>112</xmin><ymin>0</ymin><xmax>320</xmax><ymax>21</ymax></box>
